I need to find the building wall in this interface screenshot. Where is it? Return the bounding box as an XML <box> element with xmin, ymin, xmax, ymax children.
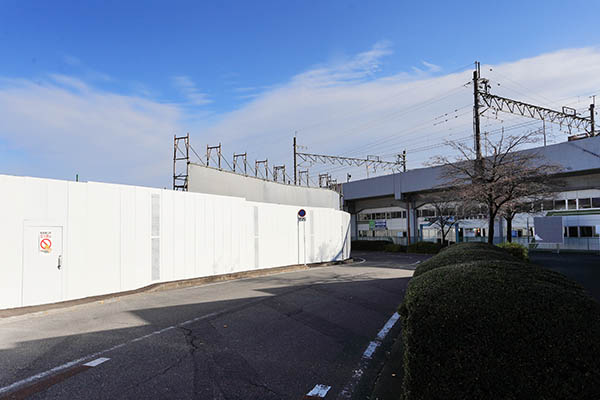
<box><xmin>188</xmin><ymin>163</ymin><xmax>340</xmax><ymax>209</ymax></box>
<box><xmin>0</xmin><ymin>174</ymin><xmax>350</xmax><ymax>310</ymax></box>
<box><xmin>351</xmin><ymin>189</ymin><xmax>600</xmax><ymax>241</ymax></box>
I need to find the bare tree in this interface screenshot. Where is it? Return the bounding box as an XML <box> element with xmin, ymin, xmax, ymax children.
<box><xmin>501</xmin><ymin>185</ymin><xmax>561</xmax><ymax>243</ymax></box>
<box><xmin>424</xmin><ymin>192</ymin><xmax>462</xmax><ymax>246</ymax></box>
<box><xmin>499</xmin><ymin>200</ymin><xmax>529</xmax><ymax>243</ymax></box>
<box><xmin>431</xmin><ymin>131</ymin><xmax>562</xmax><ymax>244</ymax></box>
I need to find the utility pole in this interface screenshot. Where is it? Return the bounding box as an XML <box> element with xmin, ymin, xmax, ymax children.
<box><xmin>473</xmin><ymin>61</ymin><xmax>482</xmax><ymax>162</ymax></box>
<box><xmin>590</xmin><ymin>102</ymin><xmax>595</xmax><ymax>137</ymax></box>
<box><xmin>396</xmin><ymin>150</ymin><xmax>407</xmax><ymax>172</ymax></box>
<box><xmin>543</xmin><ymin>120</ymin><xmax>546</xmax><ymax>147</ymax></box>
<box><xmin>293</xmin><ymin>136</ymin><xmax>297</xmax><ymax>185</ymax></box>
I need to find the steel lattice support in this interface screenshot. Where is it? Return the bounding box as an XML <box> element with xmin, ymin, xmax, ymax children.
<box><xmin>173</xmin><ymin>134</ymin><xmax>190</xmax><ymax>191</ymax></box>
<box><xmin>296</xmin><ymin>152</ymin><xmax>405</xmax><ymax>172</ymax></box>
<box><xmin>479</xmin><ymin>91</ymin><xmax>593</xmax><ymax>135</ymax></box>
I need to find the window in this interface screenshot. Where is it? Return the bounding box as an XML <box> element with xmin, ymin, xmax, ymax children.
<box><xmin>390</xmin><ymin>211</ymin><xmax>405</xmax><ymax>219</ymax></box>
<box><xmin>418</xmin><ymin>209</ymin><xmax>435</xmax><ymax>218</ymax></box>
<box><xmin>542</xmin><ymin>200</ymin><xmax>554</xmax><ymax>211</ymax></box>
<box><xmin>579</xmin><ymin>198</ymin><xmax>591</xmax><ymax>209</ymax></box>
<box><xmin>580</xmin><ymin>226</ymin><xmax>593</xmax><ymax>237</ymax></box>
<box><xmin>554</xmin><ymin>200</ymin><xmax>566</xmax><ymax>210</ymax></box>
<box><xmin>568</xmin><ymin>199</ymin><xmax>577</xmax><ymax>210</ymax></box>
<box><xmin>568</xmin><ymin>226</ymin><xmax>579</xmax><ymax>237</ymax></box>
<box><xmin>592</xmin><ymin>197</ymin><xmax>600</xmax><ymax>208</ymax></box>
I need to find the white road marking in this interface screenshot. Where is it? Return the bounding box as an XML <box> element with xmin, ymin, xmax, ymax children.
<box><xmin>0</xmin><ymin>358</ymin><xmax>88</xmax><ymax>396</ymax></box>
<box><xmin>361</xmin><ymin>341</ymin><xmax>380</xmax><ymax>359</ymax></box>
<box><xmin>306</xmin><ymin>384</ymin><xmax>331</xmax><ymax>397</ymax></box>
<box><xmin>376</xmin><ymin>312</ymin><xmax>400</xmax><ymax>340</ymax></box>
<box><xmin>0</xmin><ymin>308</ymin><xmax>230</xmax><ymax>396</ymax></box>
<box><xmin>337</xmin><ymin>311</ymin><xmax>401</xmax><ymax>398</ymax></box>
<box><xmin>83</xmin><ymin>357</ymin><xmax>110</xmax><ymax>367</ymax></box>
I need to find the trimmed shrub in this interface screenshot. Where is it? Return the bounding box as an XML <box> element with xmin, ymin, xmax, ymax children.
<box><xmin>497</xmin><ymin>241</ymin><xmax>529</xmax><ymax>261</ymax></box>
<box><xmin>413</xmin><ymin>241</ymin><xmax>518</xmax><ymax>277</ymax></box>
<box><xmin>384</xmin><ymin>243</ymin><xmax>407</xmax><ymax>253</ymax></box>
<box><xmin>399</xmin><ymin>260</ymin><xmax>600</xmax><ymax>400</ymax></box>
<box><xmin>351</xmin><ymin>240</ymin><xmax>391</xmax><ymax>251</ymax></box>
<box><xmin>406</xmin><ymin>241</ymin><xmax>442</xmax><ymax>254</ymax></box>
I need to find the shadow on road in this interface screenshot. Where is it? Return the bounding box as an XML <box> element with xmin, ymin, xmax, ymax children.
<box><xmin>1</xmin><ymin>271</ymin><xmax>411</xmax><ymax>400</ymax></box>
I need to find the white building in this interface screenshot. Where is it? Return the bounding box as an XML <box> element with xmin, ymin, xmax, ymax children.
<box><xmin>343</xmin><ymin>136</ymin><xmax>600</xmax><ymax>249</ymax></box>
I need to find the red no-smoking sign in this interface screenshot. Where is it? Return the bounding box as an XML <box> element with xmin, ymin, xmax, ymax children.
<box><xmin>39</xmin><ymin>232</ymin><xmax>52</xmax><ymax>253</ymax></box>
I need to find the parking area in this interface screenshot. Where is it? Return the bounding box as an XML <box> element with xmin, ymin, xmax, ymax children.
<box><xmin>530</xmin><ymin>252</ymin><xmax>600</xmax><ymax>302</ymax></box>
<box><xmin>0</xmin><ymin>255</ymin><xmax>415</xmax><ymax>399</ymax></box>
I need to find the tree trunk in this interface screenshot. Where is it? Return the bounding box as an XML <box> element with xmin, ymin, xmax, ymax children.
<box><xmin>506</xmin><ymin>217</ymin><xmax>513</xmax><ymax>243</ymax></box>
<box><xmin>487</xmin><ymin>213</ymin><xmax>495</xmax><ymax>244</ymax></box>
<box><xmin>440</xmin><ymin>224</ymin><xmax>446</xmax><ymax>247</ymax></box>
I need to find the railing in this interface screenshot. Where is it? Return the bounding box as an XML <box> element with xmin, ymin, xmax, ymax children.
<box><xmin>460</xmin><ymin>236</ymin><xmax>600</xmax><ymax>252</ymax></box>
<box><xmin>355</xmin><ymin>236</ymin><xmax>408</xmax><ymax>245</ymax></box>
<box><xmin>354</xmin><ymin>235</ymin><xmax>600</xmax><ymax>252</ymax></box>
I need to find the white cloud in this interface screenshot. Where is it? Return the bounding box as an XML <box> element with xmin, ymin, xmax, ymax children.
<box><xmin>0</xmin><ymin>76</ymin><xmax>183</xmax><ymax>187</ymax></box>
<box><xmin>2</xmin><ymin>45</ymin><xmax>600</xmax><ymax>188</ymax></box>
<box><xmin>290</xmin><ymin>40</ymin><xmax>393</xmax><ymax>87</ymax></box>
<box><xmin>196</xmin><ymin>46</ymin><xmax>600</xmax><ymax>183</ymax></box>
<box><xmin>171</xmin><ymin>75</ymin><xmax>212</xmax><ymax>106</ymax></box>
<box><xmin>422</xmin><ymin>61</ymin><xmax>441</xmax><ymax>72</ymax></box>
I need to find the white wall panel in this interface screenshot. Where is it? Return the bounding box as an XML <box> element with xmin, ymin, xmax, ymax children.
<box><xmin>0</xmin><ymin>176</ymin><xmax>25</xmax><ymax>308</ymax></box>
<box><xmin>0</xmin><ymin>174</ymin><xmax>350</xmax><ymax>310</ymax></box>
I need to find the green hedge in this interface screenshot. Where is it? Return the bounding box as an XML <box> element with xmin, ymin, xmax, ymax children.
<box><xmin>384</xmin><ymin>243</ymin><xmax>407</xmax><ymax>253</ymax></box>
<box><xmin>350</xmin><ymin>240</ymin><xmax>392</xmax><ymax>251</ymax></box>
<box><xmin>496</xmin><ymin>241</ymin><xmax>529</xmax><ymax>261</ymax></box>
<box><xmin>406</xmin><ymin>241</ymin><xmax>442</xmax><ymax>254</ymax></box>
<box><xmin>413</xmin><ymin>242</ymin><xmax>518</xmax><ymax>277</ymax></box>
<box><xmin>399</xmin><ymin>255</ymin><xmax>600</xmax><ymax>399</ymax></box>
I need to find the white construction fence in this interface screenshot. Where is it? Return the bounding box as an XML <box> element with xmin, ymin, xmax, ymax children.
<box><xmin>0</xmin><ymin>174</ymin><xmax>351</xmax><ymax>310</ymax></box>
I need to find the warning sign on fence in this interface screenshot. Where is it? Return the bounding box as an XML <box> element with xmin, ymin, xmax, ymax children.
<box><xmin>39</xmin><ymin>231</ymin><xmax>52</xmax><ymax>254</ymax></box>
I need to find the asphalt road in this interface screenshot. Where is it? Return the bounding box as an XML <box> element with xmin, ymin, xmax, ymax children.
<box><xmin>531</xmin><ymin>252</ymin><xmax>600</xmax><ymax>302</ymax></box>
<box><xmin>0</xmin><ymin>252</ymin><xmax>423</xmax><ymax>399</ymax></box>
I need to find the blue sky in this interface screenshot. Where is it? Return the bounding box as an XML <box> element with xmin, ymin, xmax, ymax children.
<box><xmin>2</xmin><ymin>1</ymin><xmax>600</xmax><ymax>186</ymax></box>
